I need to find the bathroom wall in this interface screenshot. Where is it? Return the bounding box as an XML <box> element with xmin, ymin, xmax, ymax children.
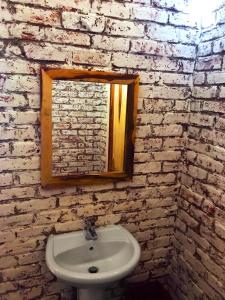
<box><xmin>169</xmin><ymin>3</ymin><xmax>225</xmax><ymax>299</ymax></box>
<box><xmin>0</xmin><ymin>0</ymin><xmax>199</xmax><ymax>298</ymax></box>
<box><xmin>52</xmin><ymin>81</ymin><xmax>109</xmax><ymax>175</ymax></box>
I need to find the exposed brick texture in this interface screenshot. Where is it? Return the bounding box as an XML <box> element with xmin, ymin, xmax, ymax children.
<box><xmin>52</xmin><ymin>81</ymin><xmax>109</xmax><ymax>175</ymax></box>
<box><xmin>0</xmin><ymin>0</ymin><xmax>225</xmax><ymax>299</ymax></box>
<box><xmin>167</xmin><ymin>3</ymin><xmax>225</xmax><ymax>300</ymax></box>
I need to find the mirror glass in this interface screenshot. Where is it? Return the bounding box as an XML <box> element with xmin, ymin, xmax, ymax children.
<box><xmin>51</xmin><ymin>80</ymin><xmax>128</xmax><ymax>176</ymax></box>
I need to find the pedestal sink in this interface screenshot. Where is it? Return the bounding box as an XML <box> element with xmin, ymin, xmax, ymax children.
<box><xmin>46</xmin><ymin>225</ymin><xmax>141</xmax><ymax>300</ymax></box>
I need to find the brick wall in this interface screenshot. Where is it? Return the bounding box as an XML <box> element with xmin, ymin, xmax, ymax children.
<box><xmin>168</xmin><ymin>4</ymin><xmax>225</xmax><ymax>300</ymax></box>
<box><xmin>52</xmin><ymin>80</ymin><xmax>109</xmax><ymax>175</ymax></box>
<box><xmin>0</xmin><ymin>0</ymin><xmax>213</xmax><ymax>299</ymax></box>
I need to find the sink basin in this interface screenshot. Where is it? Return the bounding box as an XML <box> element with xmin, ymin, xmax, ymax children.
<box><xmin>46</xmin><ymin>225</ymin><xmax>140</xmax><ymax>289</ymax></box>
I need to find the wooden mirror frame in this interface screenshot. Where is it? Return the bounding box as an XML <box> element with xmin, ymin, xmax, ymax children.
<box><xmin>41</xmin><ymin>68</ymin><xmax>139</xmax><ymax>188</ymax></box>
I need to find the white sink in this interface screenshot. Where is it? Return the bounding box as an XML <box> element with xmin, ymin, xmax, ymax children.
<box><xmin>46</xmin><ymin>225</ymin><xmax>140</xmax><ymax>300</ymax></box>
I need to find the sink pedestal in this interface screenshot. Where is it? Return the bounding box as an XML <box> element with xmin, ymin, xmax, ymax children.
<box><xmin>77</xmin><ymin>288</ymin><xmax>104</xmax><ymax>300</ymax></box>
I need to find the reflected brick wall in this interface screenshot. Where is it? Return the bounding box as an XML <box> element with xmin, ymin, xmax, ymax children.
<box><xmin>52</xmin><ymin>81</ymin><xmax>109</xmax><ymax>175</ymax></box>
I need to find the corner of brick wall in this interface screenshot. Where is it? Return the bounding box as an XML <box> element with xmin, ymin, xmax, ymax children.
<box><xmin>168</xmin><ymin>4</ymin><xmax>225</xmax><ymax>299</ymax></box>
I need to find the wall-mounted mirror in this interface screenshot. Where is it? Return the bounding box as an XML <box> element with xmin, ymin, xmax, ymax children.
<box><xmin>41</xmin><ymin>69</ymin><xmax>139</xmax><ymax>187</ymax></box>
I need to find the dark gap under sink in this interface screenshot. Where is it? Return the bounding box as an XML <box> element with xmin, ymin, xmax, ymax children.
<box><xmin>124</xmin><ymin>281</ymin><xmax>173</xmax><ymax>300</ymax></box>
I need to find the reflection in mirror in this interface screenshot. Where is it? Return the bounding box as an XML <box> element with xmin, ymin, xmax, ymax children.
<box><xmin>52</xmin><ymin>81</ymin><xmax>111</xmax><ymax>176</ymax></box>
<box><xmin>51</xmin><ymin>80</ymin><xmax>129</xmax><ymax>176</ymax></box>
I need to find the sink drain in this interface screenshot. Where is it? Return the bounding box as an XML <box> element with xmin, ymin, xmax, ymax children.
<box><xmin>88</xmin><ymin>266</ymin><xmax>99</xmax><ymax>274</ymax></box>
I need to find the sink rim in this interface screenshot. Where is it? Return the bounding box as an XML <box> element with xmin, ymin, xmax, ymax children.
<box><xmin>46</xmin><ymin>225</ymin><xmax>141</xmax><ymax>286</ymax></box>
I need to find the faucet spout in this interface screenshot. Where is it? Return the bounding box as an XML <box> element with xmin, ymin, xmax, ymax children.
<box><xmin>84</xmin><ymin>217</ymin><xmax>98</xmax><ymax>240</ymax></box>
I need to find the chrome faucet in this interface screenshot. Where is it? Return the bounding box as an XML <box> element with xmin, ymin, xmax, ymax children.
<box><xmin>84</xmin><ymin>217</ymin><xmax>98</xmax><ymax>240</ymax></box>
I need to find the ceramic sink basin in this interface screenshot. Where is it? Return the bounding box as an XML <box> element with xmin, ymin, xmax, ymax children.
<box><xmin>46</xmin><ymin>225</ymin><xmax>141</xmax><ymax>287</ymax></box>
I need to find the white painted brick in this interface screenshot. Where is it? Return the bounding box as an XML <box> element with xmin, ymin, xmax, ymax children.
<box><xmin>73</xmin><ymin>49</ymin><xmax>111</xmax><ymax>66</ymax></box>
<box><xmin>4</xmin><ymin>44</ymin><xmax>21</xmax><ymax>58</ymax></box>
<box><xmin>138</xmin><ymin>113</ymin><xmax>163</xmax><ymax>125</ymax></box>
<box><xmin>197</xmin><ymin>248</ymin><xmax>225</xmax><ymax>280</ymax></box>
<box><xmin>0</xmin><ymin>59</ymin><xmax>38</xmax><ymax>75</ymax></box>
<box><xmin>131</xmin><ymin>6</ymin><xmax>168</xmax><ymax>22</ymax></box>
<box><xmin>195</xmin><ymin>55</ymin><xmax>222</xmax><ymax>71</ymax></box>
<box><xmin>11</xmin><ymin>141</ymin><xmax>39</xmax><ymax>157</ymax></box>
<box><xmin>177</xmin><ymin>211</ymin><xmax>199</xmax><ymax>233</ymax></box>
<box><xmin>131</xmin><ymin>40</ymin><xmax>195</xmax><ymax>59</ymax></box>
<box><xmin>44</xmin><ymin>28</ymin><xmax>90</xmax><ymax>46</ymax></box>
<box><xmin>62</xmin><ymin>12</ymin><xmax>105</xmax><ymax>33</ymax></box>
<box><xmin>196</xmin><ymin>153</ymin><xmax>224</xmax><ymax>174</ymax></box>
<box><xmin>0</xmin><ymin>157</ymin><xmax>39</xmax><ymax>172</ymax></box>
<box><xmin>220</xmin><ymin>86</ymin><xmax>225</xmax><ymax>98</ymax></box>
<box><xmin>92</xmin><ymin>1</ymin><xmax>130</xmax><ymax>19</ymax></box>
<box><xmin>0</xmin><ymin>112</ymin><xmax>9</xmax><ymax>123</ymax></box>
<box><xmin>147</xmin><ymin>173</ymin><xmax>176</xmax><ymax>185</ymax></box>
<box><xmin>189</xmin><ymin>165</ymin><xmax>208</xmax><ymax>180</ymax></box>
<box><xmin>9</xmin><ymin>0</ymin><xmax>45</xmax><ymax>4</ymax></box>
<box><xmin>15</xmin><ymin>171</ymin><xmax>40</xmax><ymax>184</ymax></box>
<box><xmin>192</xmin><ymin>86</ymin><xmax>217</xmax><ymax>98</ymax></box>
<box><xmin>201</xmin><ymin>224</ymin><xmax>225</xmax><ymax>252</ymax></box>
<box><xmin>193</xmin><ymin>72</ymin><xmax>205</xmax><ymax>84</ymax></box>
<box><xmin>163</xmin><ymin>162</ymin><xmax>181</xmax><ymax>172</ymax></box>
<box><xmin>9</xmin><ymin>23</ymin><xmax>45</xmax><ymax>41</ymax></box>
<box><xmin>0</xmin><ymin>125</ymin><xmax>36</xmax><ymax>140</ymax></box>
<box><xmin>213</xmin><ymin>36</ymin><xmax>225</xmax><ymax>53</ymax></box>
<box><xmin>92</xmin><ymin>35</ymin><xmax>130</xmax><ymax>52</ymax></box>
<box><xmin>23</xmin><ymin>43</ymin><xmax>69</xmax><ymax>62</ymax></box>
<box><xmin>95</xmin><ymin>191</ymin><xmax>127</xmax><ymax>202</ymax></box>
<box><xmin>3</xmin><ymin>75</ymin><xmax>39</xmax><ymax>93</ymax></box>
<box><xmin>198</xmin><ymin>41</ymin><xmax>212</xmax><ymax>56</ymax></box>
<box><xmin>0</xmin><ymin>93</ymin><xmax>27</xmax><ymax>108</ymax></box>
<box><xmin>46</xmin><ymin>0</ymin><xmax>90</xmax><ymax>10</ymax></box>
<box><xmin>187</xmin><ymin>228</ymin><xmax>209</xmax><ymax>249</ymax></box>
<box><xmin>169</xmin><ymin>11</ymin><xmax>198</xmax><ymax>27</ymax></box>
<box><xmin>10</xmin><ymin>111</ymin><xmax>39</xmax><ymax>125</ymax></box>
<box><xmin>143</xmin><ymin>99</ymin><xmax>174</xmax><ymax>111</ymax></box>
<box><xmin>59</xmin><ymin>194</ymin><xmax>92</xmax><ymax>207</ymax></box>
<box><xmin>203</xmin><ymin>101</ymin><xmax>225</xmax><ymax>113</ymax></box>
<box><xmin>0</xmin><ymin>173</ymin><xmax>13</xmax><ymax>186</ymax></box>
<box><xmin>0</xmin><ymin>143</ymin><xmax>10</xmax><ymax>157</ymax></box>
<box><xmin>16</xmin><ymin>198</ymin><xmax>56</xmax><ymax>213</ymax></box>
<box><xmin>163</xmin><ymin>113</ymin><xmax>189</xmax><ymax>124</ymax></box>
<box><xmin>135</xmin><ymin>138</ymin><xmax>162</xmax><ymax>151</ymax></box>
<box><xmin>189</xmin><ymin>113</ymin><xmax>214</xmax><ymax>127</ymax></box>
<box><xmin>216</xmin><ymin>5</ymin><xmax>225</xmax><ymax>24</ymax></box>
<box><xmin>0</xmin><ymin>187</ymin><xmax>36</xmax><ymax>202</ymax></box>
<box><xmin>152</xmin><ymin>0</ymin><xmax>190</xmax><ymax>12</ymax></box>
<box><xmin>139</xmin><ymin>85</ymin><xmax>190</xmax><ymax>99</ymax></box>
<box><xmin>113</xmin><ymin>53</ymin><xmax>149</xmax><ymax>69</ymax></box>
<box><xmin>207</xmin><ymin>71</ymin><xmax>225</xmax><ymax>84</ymax></box>
<box><xmin>0</xmin><ymin>203</ymin><xmax>15</xmax><ymax>217</ymax></box>
<box><xmin>153</xmin><ymin>151</ymin><xmax>181</xmax><ymax>161</ymax></box>
<box><xmin>0</xmin><ymin>42</ymin><xmax>4</xmax><ymax>51</ymax></box>
<box><xmin>147</xmin><ymin>23</ymin><xmax>198</xmax><ymax>44</ymax></box>
<box><xmin>5</xmin><ymin>4</ymin><xmax>60</xmax><ymax>26</ymax></box>
<box><xmin>0</xmin><ymin>24</ymin><xmax>10</xmax><ymax>39</ymax></box>
<box><xmin>55</xmin><ymin>220</ymin><xmax>83</xmax><ymax>233</ymax></box>
<box><xmin>105</xmin><ymin>19</ymin><xmax>144</xmax><ymax>37</ymax></box>
<box><xmin>163</xmin><ymin>137</ymin><xmax>184</xmax><ymax>149</ymax></box>
<box><xmin>215</xmin><ymin>221</ymin><xmax>225</xmax><ymax>240</ymax></box>
<box><xmin>134</xmin><ymin>162</ymin><xmax>161</xmax><ymax>174</ymax></box>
